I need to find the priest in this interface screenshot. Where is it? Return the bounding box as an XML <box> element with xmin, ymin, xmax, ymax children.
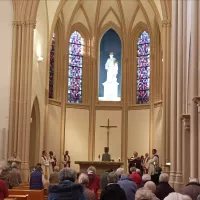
<box><xmin>8</xmin><ymin>151</ymin><xmax>21</xmax><ymax>168</ymax></box>
<box><xmin>102</xmin><ymin>147</ymin><xmax>111</xmax><ymax>161</ymax></box>
<box><xmin>147</xmin><ymin>149</ymin><xmax>159</xmax><ymax>175</ymax></box>
<box><xmin>41</xmin><ymin>150</ymin><xmax>49</xmax><ymax>179</ymax></box>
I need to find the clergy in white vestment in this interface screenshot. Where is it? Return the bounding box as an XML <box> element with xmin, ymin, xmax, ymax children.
<box><xmin>8</xmin><ymin>151</ymin><xmax>21</xmax><ymax>168</ymax></box>
<box><xmin>41</xmin><ymin>150</ymin><xmax>49</xmax><ymax>179</ymax></box>
<box><xmin>49</xmin><ymin>151</ymin><xmax>56</xmax><ymax>174</ymax></box>
<box><xmin>147</xmin><ymin>149</ymin><xmax>159</xmax><ymax>175</ymax></box>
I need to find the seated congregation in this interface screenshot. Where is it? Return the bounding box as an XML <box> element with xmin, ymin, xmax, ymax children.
<box><xmin>1</xmin><ymin>160</ymin><xmax>200</xmax><ymax>200</ymax></box>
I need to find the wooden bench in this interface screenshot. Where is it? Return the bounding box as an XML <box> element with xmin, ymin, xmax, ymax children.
<box><xmin>8</xmin><ymin>189</ymin><xmax>44</xmax><ymax>200</ymax></box>
<box><xmin>4</xmin><ymin>198</ymin><xmax>17</xmax><ymax>200</ymax></box>
<box><xmin>8</xmin><ymin>195</ymin><xmax>29</xmax><ymax>200</ymax></box>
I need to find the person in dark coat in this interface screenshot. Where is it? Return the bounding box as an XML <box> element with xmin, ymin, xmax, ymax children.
<box><xmin>155</xmin><ymin>173</ymin><xmax>175</xmax><ymax>200</ymax></box>
<box><xmin>48</xmin><ymin>167</ymin><xmax>87</xmax><ymax>200</ymax></box>
<box><xmin>128</xmin><ymin>151</ymin><xmax>142</xmax><ymax>174</ymax></box>
<box><xmin>118</xmin><ymin>173</ymin><xmax>137</xmax><ymax>200</ymax></box>
<box><xmin>0</xmin><ymin>179</ymin><xmax>8</xmax><ymax>200</ymax></box>
<box><xmin>100</xmin><ymin>169</ymin><xmax>113</xmax><ymax>189</ymax></box>
<box><xmin>151</xmin><ymin>167</ymin><xmax>162</xmax><ymax>186</ymax></box>
<box><xmin>30</xmin><ymin>166</ymin><xmax>44</xmax><ymax>190</ymax></box>
<box><xmin>100</xmin><ymin>172</ymin><xmax>126</xmax><ymax>200</ymax></box>
<box><xmin>180</xmin><ymin>178</ymin><xmax>200</xmax><ymax>200</ymax></box>
<box><xmin>102</xmin><ymin>147</ymin><xmax>111</xmax><ymax>161</ymax></box>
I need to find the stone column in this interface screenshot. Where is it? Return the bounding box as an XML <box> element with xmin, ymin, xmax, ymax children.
<box><xmin>181</xmin><ymin>114</ymin><xmax>190</xmax><ymax>185</ymax></box>
<box><xmin>190</xmin><ymin>0</ymin><xmax>199</xmax><ymax>178</ymax></box>
<box><xmin>8</xmin><ymin>21</ymin><xmax>36</xmax><ymax>182</ymax></box>
<box><xmin>193</xmin><ymin>97</ymin><xmax>200</xmax><ymax>179</ymax></box>
<box><xmin>174</xmin><ymin>0</ymin><xmax>183</xmax><ymax>191</ymax></box>
<box><xmin>161</xmin><ymin>19</ymin><xmax>171</xmax><ymax>166</ymax></box>
<box><xmin>169</xmin><ymin>0</ymin><xmax>178</xmax><ymax>187</ymax></box>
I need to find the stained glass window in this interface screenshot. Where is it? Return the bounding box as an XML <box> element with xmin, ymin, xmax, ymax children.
<box><xmin>49</xmin><ymin>33</ymin><xmax>56</xmax><ymax>98</ymax></box>
<box><xmin>136</xmin><ymin>31</ymin><xmax>150</xmax><ymax>104</ymax></box>
<box><xmin>68</xmin><ymin>31</ymin><xmax>84</xmax><ymax>103</ymax></box>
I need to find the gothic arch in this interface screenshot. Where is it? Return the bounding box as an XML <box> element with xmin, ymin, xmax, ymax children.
<box><xmin>29</xmin><ymin>96</ymin><xmax>40</xmax><ymax>167</ymax></box>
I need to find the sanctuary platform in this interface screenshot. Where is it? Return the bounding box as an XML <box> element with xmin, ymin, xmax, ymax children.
<box><xmin>75</xmin><ymin>161</ymin><xmax>123</xmax><ymax>175</ymax></box>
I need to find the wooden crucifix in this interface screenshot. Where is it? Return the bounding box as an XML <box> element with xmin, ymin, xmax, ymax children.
<box><xmin>100</xmin><ymin>118</ymin><xmax>117</xmax><ymax>148</ymax></box>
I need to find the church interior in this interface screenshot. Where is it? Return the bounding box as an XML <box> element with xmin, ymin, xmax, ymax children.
<box><xmin>0</xmin><ymin>0</ymin><xmax>200</xmax><ymax>197</ymax></box>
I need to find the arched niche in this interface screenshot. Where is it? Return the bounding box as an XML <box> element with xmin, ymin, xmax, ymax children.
<box><xmin>29</xmin><ymin>97</ymin><xmax>40</xmax><ymax>169</ymax></box>
<box><xmin>98</xmin><ymin>28</ymin><xmax>122</xmax><ymax>102</ymax></box>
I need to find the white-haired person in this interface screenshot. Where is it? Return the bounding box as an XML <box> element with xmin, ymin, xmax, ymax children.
<box><xmin>155</xmin><ymin>173</ymin><xmax>175</xmax><ymax>200</ymax></box>
<box><xmin>9</xmin><ymin>162</ymin><xmax>22</xmax><ymax>188</ymax></box>
<box><xmin>135</xmin><ymin>188</ymin><xmax>154</xmax><ymax>200</ymax></box>
<box><xmin>100</xmin><ymin>172</ymin><xmax>126</xmax><ymax>200</ymax></box>
<box><xmin>48</xmin><ymin>167</ymin><xmax>87</xmax><ymax>200</ymax></box>
<box><xmin>180</xmin><ymin>178</ymin><xmax>200</xmax><ymax>200</ymax></box>
<box><xmin>116</xmin><ymin>168</ymin><xmax>124</xmax><ymax>179</ymax></box>
<box><xmin>139</xmin><ymin>174</ymin><xmax>151</xmax><ymax>188</ymax></box>
<box><xmin>78</xmin><ymin>173</ymin><xmax>95</xmax><ymax>200</ymax></box>
<box><xmin>164</xmin><ymin>193</ymin><xmax>192</xmax><ymax>200</ymax></box>
<box><xmin>144</xmin><ymin>181</ymin><xmax>159</xmax><ymax>200</ymax></box>
<box><xmin>87</xmin><ymin>166</ymin><xmax>100</xmax><ymax>200</ymax></box>
<box><xmin>130</xmin><ymin>167</ymin><xmax>142</xmax><ymax>187</ymax></box>
<box><xmin>49</xmin><ymin>166</ymin><xmax>60</xmax><ymax>184</ymax></box>
<box><xmin>118</xmin><ymin>172</ymin><xmax>137</xmax><ymax>200</ymax></box>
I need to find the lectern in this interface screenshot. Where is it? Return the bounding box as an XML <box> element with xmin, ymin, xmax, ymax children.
<box><xmin>75</xmin><ymin>161</ymin><xmax>123</xmax><ymax>175</ymax></box>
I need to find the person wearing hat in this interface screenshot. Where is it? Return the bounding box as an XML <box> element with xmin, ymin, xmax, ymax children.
<box><xmin>102</xmin><ymin>147</ymin><xmax>111</xmax><ymax>161</ymax></box>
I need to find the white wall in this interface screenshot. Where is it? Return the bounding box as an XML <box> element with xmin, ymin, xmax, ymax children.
<box><xmin>0</xmin><ymin>1</ymin><xmax>13</xmax><ymax>162</ymax></box>
<box><xmin>65</xmin><ymin>108</ymin><xmax>89</xmax><ymax>171</ymax></box>
<box><xmin>95</xmin><ymin>110</ymin><xmax>122</xmax><ymax>161</ymax></box>
<box><xmin>46</xmin><ymin>105</ymin><xmax>61</xmax><ymax>164</ymax></box>
<box><xmin>153</xmin><ymin>106</ymin><xmax>162</xmax><ymax>161</ymax></box>
<box><xmin>128</xmin><ymin>109</ymin><xmax>150</xmax><ymax>157</ymax></box>
<box><xmin>32</xmin><ymin>0</ymin><xmax>48</xmax><ymax>157</ymax></box>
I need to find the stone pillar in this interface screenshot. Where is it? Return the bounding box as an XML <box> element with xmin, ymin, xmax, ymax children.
<box><xmin>169</xmin><ymin>0</ymin><xmax>178</xmax><ymax>187</ymax></box>
<box><xmin>174</xmin><ymin>0</ymin><xmax>183</xmax><ymax>191</ymax></box>
<box><xmin>193</xmin><ymin>97</ymin><xmax>200</xmax><ymax>179</ymax></box>
<box><xmin>8</xmin><ymin>21</ymin><xmax>36</xmax><ymax>182</ymax></box>
<box><xmin>161</xmin><ymin>19</ymin><xmax>171</xmax><ymax>166</ymax></box>
<box><xmin>190</xmin><ymin>0</ymin><xmax>199</xmax><ymax>178</ymax></box>
<box><xmin>181</xmin><ymin>114</ymin><xmax>190</xmax><ymax>185</ymax></box>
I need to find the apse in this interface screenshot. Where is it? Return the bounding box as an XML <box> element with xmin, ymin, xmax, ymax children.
<box><xmin>98</xmin><ymin>29</ymin><xmax>121</xmax><ymax>101</ymax></box>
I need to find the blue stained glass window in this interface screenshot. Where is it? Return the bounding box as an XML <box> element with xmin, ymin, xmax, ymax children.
<box><xmin>68</xmin><ymin>31</ymin><xmax>84</xmax><ymax>103</ymax></box>
<box><xmin>49</xmin><ymin>33</ymin><xmax>55</xmax><ymax>98</ymax></box>
<box><xmin>136</xmin><ymin>31</ymin><xmax>150</xmax><ymax>104</ymax></box>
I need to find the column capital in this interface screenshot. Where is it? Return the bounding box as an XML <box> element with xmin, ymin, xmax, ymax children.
<box><xmin>181</xmin><ymin>114</ymin><xmax>190</xmax><ymax>131</ymax></box>
<box><xmin>192</xmin><ymin>97</ymin><xmax>200</xmax><ymax>112</ymax></box>
<box><xmin>162</xmin><ymin>19</ymin><xmax>171</xmax><ymax>28</ymax></box>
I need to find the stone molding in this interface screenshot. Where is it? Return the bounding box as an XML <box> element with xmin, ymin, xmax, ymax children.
<box><xmin>193</xmin><ymin>97</ymin><xmax>200</xmax><ymax>112</ymax></box>
<box><xmin>162</xmin><ymin>19</ymin><xmax>171</xmax><ymax>27</ymax></box>
<box><xmin>49</xmin><ymin>99</ymin><xmax>61</xmax><ymax>107</ymax></box>
<box><xmin>154</xmin><ymin>100</ymin><xmax>162</xmax><ymax>108</ymax></box>
<box><xmin>181</xmin><ymin>114</ymin><xmax>190</xmax><ymax>131</ymax></box>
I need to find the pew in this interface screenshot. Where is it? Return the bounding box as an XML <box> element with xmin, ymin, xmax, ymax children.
<box><xmin>8</xmin><ymin>189</ymin><xmax>44</xmax><ymax>200</ymax></box>
<box><xmin>4</xmin><ymin>198</ymin><xmax>16</xmax><ymax>200</ymax></box>
<box><xmin>8</xmin><ymin>195</ymin><xmax>29</xmax><ymax>200</ymax></box>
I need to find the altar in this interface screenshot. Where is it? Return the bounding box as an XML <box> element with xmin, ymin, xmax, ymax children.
<box><xmin>75</xmin><ymin>161</ymin><xmax>123</xmax><ymax>175</ymax></box>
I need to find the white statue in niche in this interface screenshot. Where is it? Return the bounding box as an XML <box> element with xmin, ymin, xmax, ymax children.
<box><xmin>99</xmin><ymin>52</ymin><xmax>120</xmax><ymax>101</ymax></box>
<box><xmin>105</xmin><ymin>52</ymin><xmax>118</xmax><ymax>82</ymax></box>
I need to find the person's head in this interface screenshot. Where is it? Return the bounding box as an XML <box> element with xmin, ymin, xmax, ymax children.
<box><xmin>116</xmin><ymin>168</ymin><xmax>124</xmax><ymax>178</ymax></box>
<box><xmin>1</xmin><ymin>165</ymin><xmax>9</xmax><ymax>173</ymax></box>
<box><xmin>11</xmin><ymin>162</ymin><xmax>17</xmax><ymax>168</ymax></box>
<box><xmin>106</xmin><ymin>169</ymin><xmax>113</xmax><ymax>173</ymax></box>
<box><xmin>164</xmin><ymin>193</ymin><xmax>192</xmax><ymax>200</ymax></box>
<box><xmin>109</xmin><ymin>52</ymin><xmax>114</xmax><ymax>58</ymax></box>
<box><xmin>65</xmin><ymin>151</ymin><xmax>69</xmax><ymax>155</ymax></box>
<box><xmin>42</xmin><ymin>150</ymin><xmax>46</xmax><ymax>156</ymax></box>
<box><xmin>107</xmin><ymin>172</ymin><xmax>119</xmax><ymax>184</ymax></box>
<box><xmin>141</xmin><ymin>155</ymin><xmax>144</xmax><ymax>160</ymax></box>
<box><xmin>54</xmin><ymin>166</ymin><xmax>59</xmax><ymax>172</ymax></box>
<box><xmin>142</xmin><ymin>174</ymin><xmax>151</xmax><ymax>182</ymax></box>
<box><xmin>13</xmin><ymin>151</ymin><xmax>17</xmax><ymax>157</ymax></box>
<box><xmin>58</xmin><ymin>167</ymin><xmax>77</xmax><ymax>182</ymax></box>
<box><xmin>135</xmin><ymin>188</ymin><xmax>154</xmax><ymax>200</ymax></box>
<box><xmin>152</xmin><ymin>149</ymin><xmax>157</xmax><ymax>155</ymax></box>
<box><xmin>155</xmin><ymin>167</ymin><xmax>162</xmax><ymax>174</ymax></box>
<box><xmin>189</xmin><ymin>177</ymin><xmax>199</xmax><ymax>183</ymax></box>
<box><xmin>144</xmin><ymin>181</ymin><xmax>156</xmax><ymax>193</ymax></box>
<box><xmin>49</xmin><ymin>151</ymin><xmax>53</xmax><ymax>156</ymax></box>
<box><xmin>159</xmin><ymin>173</ymin><xmax>169</xmax><ymax>183</ymax></box>
<box><xmin>87</xmin><ymin>166</ymin><xmax>96</xmax><ymax>174</ymax></box>
<box><xmin>145</xmin><ymin>153</ymin><xmax>149</xmax><ymax>157</ymax></box>
<box><xmin>133</xmin><ymin>151</ymin><xmax>138</xmax><ymax>157</ymax></box>
<box><xmin>36</xmin><ymin>163</ymin><xmax>42</xmax><ymax>168</ymax></box>
<box><xmin>136</xmin><ymin>169</ymin><xmax>141</xmax><ymax>174</ymax></box>
<box><xmin>130</xmin><ymin>167</ymin><xmax>137</xmax><ymax>173</ymax></box>
<box><xmin>104</xmin><ymin>147</ymin><xmax>109</xmax><ymax>153</ymax></box>
<box><xmin>78</xmin><ymin>173</ymin><xmax>89</xmax><ymax>187</ymax></box>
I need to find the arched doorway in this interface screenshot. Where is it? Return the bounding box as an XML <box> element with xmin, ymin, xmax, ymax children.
<box><xmin>29</xmin><ymin>97</ymin><xmax>40</xmax><ymax>169</ymax></box>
